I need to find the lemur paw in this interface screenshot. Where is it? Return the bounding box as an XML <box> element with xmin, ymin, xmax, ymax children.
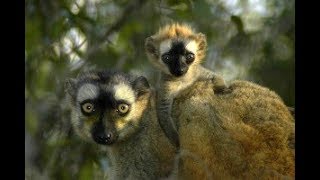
<box><xmin>214</xmin><ymin>85</ymin><xmax>231</xmax><ymax>94</ymax></box>
<box><xmin>209</xmin><ymin>78</ymin><xmax>231</xmax><ymax>94</ymax></box>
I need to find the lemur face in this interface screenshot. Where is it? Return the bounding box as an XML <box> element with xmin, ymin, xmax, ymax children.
<box><xmin>145</xmin><ymin>23</ymin><xmax>207</xmax><ymax>77</ymax></box>
<box><xmin>65</xmin><ymin>70</ymin><xmax>150</xmax><ymax>146</ymax></box>
<box><xmin>159</xmin><ymin>39</ymin><xmax>197</xmax><ymax>77</ymax></box>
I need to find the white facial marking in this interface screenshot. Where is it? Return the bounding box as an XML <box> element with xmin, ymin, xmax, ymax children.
<box><xmin>77</xmin><ymin>84</ymin><xmax>99</xmax><ymax>102</ymax></box>
<box><xmin>159</xmin><ymin>39</ymin><xmax>172</xmax><ymax>56</ymax></box>
<box><xmin>185</xmin><ymin>40</ymin><xmax>197</xmax><ymax>54</ymax></box>
<box><xmin>154</xmin><ymin>39</ymin><xmax>172</xmax><ymax>75</ymax></box>
<box><xmin>113</xmin><ymin>83</ymin><xmax>135</xmax><ymax>104</ymax></box>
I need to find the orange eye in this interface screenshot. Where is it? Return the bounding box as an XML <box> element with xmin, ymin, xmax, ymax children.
<box><xmin>82</xmin><ymin>103</ymin><xmax>95</xmax><ymax>113</ymax></box>
<box><xmin>117</xmin><ymin>104</ymin><xmax>129</xmax><ymax>114</ymax></box>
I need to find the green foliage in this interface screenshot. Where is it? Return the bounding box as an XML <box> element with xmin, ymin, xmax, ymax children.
<box><xmin>25</xmin><ymin>0</ymin><xmax>294</xmax><ymax>179</ymax></box>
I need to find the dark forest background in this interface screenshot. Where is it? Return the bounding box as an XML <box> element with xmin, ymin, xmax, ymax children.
<box><xmin>25</xmin><ymin>0</ymin><xmax>294</xmax><ymax>179</ymax></box>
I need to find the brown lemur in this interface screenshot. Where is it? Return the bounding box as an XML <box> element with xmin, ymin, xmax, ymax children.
<box><xmin>65</xmin><ymin>70</ymin><xmax>176</xmax><ymax>180</ymax></box>
<box><xmin>171</xmin><ymin>80</ymin><xmax>295</xmax><ymax>179</ymax></box>
<box><xmin>144</xmin><ymin>23</ymin><xmax>229</xmax><ymax>147</ymax></box>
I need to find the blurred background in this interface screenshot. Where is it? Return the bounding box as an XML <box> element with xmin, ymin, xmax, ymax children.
<box><xmin>25</xmin><ymin>0</ymin><xmax>295</xmax><ymax>179</ymax></box>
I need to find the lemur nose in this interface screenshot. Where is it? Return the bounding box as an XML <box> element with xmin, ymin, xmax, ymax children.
<box><xmin>97</xmin><ymin>134</ymin><xmax>108</xmax><ymax>142</ymax></box>
<box><xmin>106</xmin><ymin>133</ymin><xmax>113</xmax><ymax>141</ymax></box>
<box><xmin>99</xmin><ymin>133</ymin><xmax>113</xmax><ymax>141</ymax></box>
<box><xmin>179</xmin><ymin>67</ymin><xmax>187</xmax><ymax>74</ymax></box>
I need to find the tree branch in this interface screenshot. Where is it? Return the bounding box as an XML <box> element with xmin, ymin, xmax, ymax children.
<box><xmin>85</xmin><ymin>0</ymin><xmax>148</xmax><ymax>59</ymax></box>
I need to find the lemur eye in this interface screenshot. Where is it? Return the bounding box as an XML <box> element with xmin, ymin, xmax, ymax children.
<box><xmin>117</xmin><ymin>104</ymin><xmax>130</xmax><ymax>114</ymax></box>
<box><xmin>185</xmin><ymin>53</ymin><xmax>195</xmax><ymax>64</ymax></box>
<box><xmin>82</xmin><ymin>103</ymin><xmax>95</xmax><ymax>113</ymax></box>
<box><xmin>161</xmin><ymin>54</ymin><xmax>171</xmax><ymax>63</ymax></box>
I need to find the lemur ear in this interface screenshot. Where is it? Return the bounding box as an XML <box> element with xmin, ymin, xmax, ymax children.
<box><xmin>195</xmin><ymin>33</ymin><xmax>207</xmax><ymax>60</ymax></box>
<box><xmin>132</xmin><ymin>76</ymin><xmax>150</xmax><ymax>98</ymax></box>
<box><xmin>65</xmin><ymin>78</ymin><xmax>77</xmax><ymax>96</ymax></box>
<box><xmin>145</xmin><ymin>36</ymin><xmax>158</xmax><ymax>58</ymax></box>
<box><xmin>196</xmin><ymin>33</ymin><xmax>207</xmax><ymax>52</ymax></box>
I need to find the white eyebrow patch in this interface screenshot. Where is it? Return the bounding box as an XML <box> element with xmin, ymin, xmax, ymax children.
<box><xmin>113</xmin><ymin>83</ymin><xmax>135</xmax><ymax>104</ymax></box>
<box><xmin>77</xmin><ymin>83</ymin><xmax>99</xmax><ymax>102</ymax></box>
<box><xmin>159</xmin><ymin>39</ymin><xmax>172</xmax><ymax>55</ymax></box>
<box><xmin>185</xmin><ymin>40</ymin><xmax>197</xmax><ymax>53</ymax></box>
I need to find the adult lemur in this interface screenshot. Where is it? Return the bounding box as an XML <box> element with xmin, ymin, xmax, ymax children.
<box><xmin>145</xmin><ymin>23</ymin><xmax>229</xmax><ymax>147</ymax></box>
<box><xmin>65</xmin><ymin>70</ymin><xmax>176</xmax><ymax>179</ymax></box>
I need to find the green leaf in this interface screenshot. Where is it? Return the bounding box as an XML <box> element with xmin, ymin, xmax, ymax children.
<box><xmin>171</xmin><ymin>3</ymin><xmax>188</xmax><ymax>11</ymax></box>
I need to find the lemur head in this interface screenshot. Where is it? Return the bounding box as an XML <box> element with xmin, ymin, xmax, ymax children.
<box><xmin>65</xmin><ymin>70</ymin><xmax>151</xmax><ymax>146</ymax></box>
<box><xmin>145</xmin><ymin>23</ymin><xmax>207</xmax><ymax>77</ymax></box>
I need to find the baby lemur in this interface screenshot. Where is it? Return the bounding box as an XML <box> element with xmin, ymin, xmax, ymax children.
<box><xmin>145</xmin><ymin>23</ymin><xmax>228</xmax><ymax>147</ymax></box>
<box><xmin>65</xmin><ymin>70</ymin><xmax>176</xmax><ymax>179</ymax></box>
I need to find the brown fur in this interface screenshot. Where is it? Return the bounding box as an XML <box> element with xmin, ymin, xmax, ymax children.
<box><xmin>155</xmin><ymin>23</ymin><xmax>195</xmax><ymax>40</ymax></box>
<box><xmin>145</xmin><ymin>23</ymin><xmax>207</xmax><ymax>63</ymax></box>
<box><xmin>145</xmin><ymin>23</ymin><xmax>228</xmax><ymax>148</ymax></box>
<box><xmin>66</xmin><ymin>71</ymin><xmax>177</xmax><ymax>179</ymax></box>
<box><xmin>106</xmin><ymin>90</ymin><xmax>177</xmax><ymax>179</ymax></box>
<box><xmin>145</xmin><ymin>23</ymin><xmax>294</xmax><ymax>179</ymax></box>
<box><xmin>170</xmin><ymin>80</ymin><xmax>295</xmax><ymax>179</ymax></box>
